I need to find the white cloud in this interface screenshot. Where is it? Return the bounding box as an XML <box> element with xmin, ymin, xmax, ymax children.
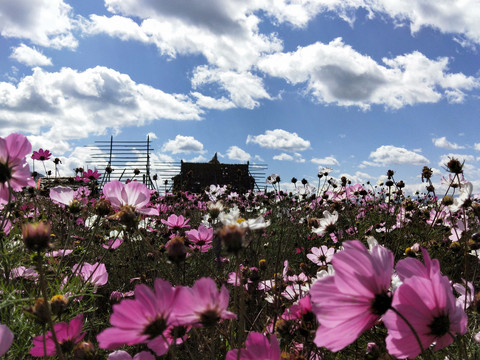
<box><xmin>226</xmin><ymin>146</ymin><xmax>251</xmax><ymax>162</ymax></box>
<box><xmin>83</xmin><ymin>1</ymin><xmax>282</xmax><ymax>71</ymax></box>
<box><xmin>474</xmin><ymin>143</ymin><xmax>480</xmax><ymax>151</ymax></box>
<box><xmin>188</xmin><ymin>155</ymin><xmax>207</xmax><ymax>162</ymax></box>
<box><xmin>191</xmin><ymin>67</ymin><xmax>272</xmax><ymax>109</ymax></box>
<box><xmin>258</xmin><ymin>38</ymin><xmax>478</xmax><ymax>109</ymax></box>
<box><xmin>273</xmin><ymin>152</ymin><xmax>305</xmax><ymax>163</ymax></box>
<box><xmin>368</xmin><ymin>145</ymin><xmax>430</xmax><ymax>166</ymax></box>
<box><xmin>0</xmin><ymin>66</ymin><xmax>202</xmax><ymax>140</ymax></box>
<box><xmin>154</xmin><ymin>153</ymin><xmax>175</xmax><ymax>163</ymax></box>
<box><xmin>0</xmin><ymin>0</ymin><xmax>78</xmax><ymax>49</ymax></box>
<box><xmin>311</xmin><ymin>156</ymin><xmax>340</xmax><ymax>166</ymax></box>
<box><xmin>432</xmin><ymin>136</ymin><xmax>464</xmax><ymax>150</ymax></box>
<box><xmin>162</xmin><ymin>135</ymin><xmax>204</xmax><ymax>154</ymax></box>
<box><xmin>146</xmin><ymin>132</ymin><xmax>157</xmax><ymax>140</ymax></box>
<box><xmin>273</xmin><ymin>153</ymin><xmax>293</xmax><ymax>161</ymax></box>
<box><xmin>259</xmin><ymin>0</ymin><xmax>480</xmax><ymax>46</ymax></box>
<box><xmin>10</xmin><ymin>44</ymin><xmax>52</xmax><ymax>67</ymax></box>
<box><xmin>246</xmin><ymin>129</ymin><xmax>310</xmax><ymax>152</ymax></box>
<box><xmin>190</xmin><ymin>92</ymin><xmax>235</xmax><ymax>110</ymax></box>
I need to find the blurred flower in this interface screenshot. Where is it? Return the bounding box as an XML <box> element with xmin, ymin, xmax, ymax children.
<box><xmin>50</xmin><ymin>186</ymin><xmax>75</xmax><ymax>206</ymax></box>
<box><xmin>9</xmin><ymin>266</ymin><xmax>39</xmax><ymax>281</ymax></box>
<box><xmin>0</xmin><ymin>324</ymin><xmax>14</xmax><ymax>356</ymax></box>
<box><xmin>72</xmin><ymin>262</ymin><xmax>108</xmax><ymax>288</ymax></box>
<box><xmin>31</xmin><ymin>148</ymin><xmax>52</xmax><ymax>161</ymax></box>
<box><xmin>30</xmin><ymin>314</ymin><xmax>85</xmax><ymax>356</ymax></box>
<box><xmin>108</xmin><ymin>350</ymin><xmax>155</xmax><ymax>360</ymax></box>
<box><xmin>383</xmin><ymin>249</ymin><xmax>467</xmax><ymax>359</ymax></box>
<box><xmin>97</xmin><ymin>278</ymin><xmax>178</xmax><ymax>356</ymax></box>
<box><xmin>0</xmin><ymin>133</ymin><xmax>34</xmax><ymax>203</ymax></box>
<box><xmin>310</xmin><ymin>240</ymin><xmax>394</xmax><ymax>352</ymax></box>
<box><xmin>175</xmin><ymin>277</ymin><xmax>236</xmax><ymax>327</ymax></box>
<box><xmin>226</xmin><ymin>332</ymin><xmax>280</xmax><ymax>360</ymax></box>
<box><xmin>22</xmin><ymin>222</ymin><xmax>51</xmax><ymax>252</ymax></box>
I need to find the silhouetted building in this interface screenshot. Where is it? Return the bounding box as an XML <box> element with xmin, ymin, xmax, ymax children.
<box><xmin>173</xmin><ymin>154</ymin><xmax>255</xmax><ymax>193</ymax></box>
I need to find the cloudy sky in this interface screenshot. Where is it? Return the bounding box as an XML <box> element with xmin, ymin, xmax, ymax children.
<box><xmin>1</xmin><ymin>0</ymin><xmax>480</xmax><ymax>193</ymax></box>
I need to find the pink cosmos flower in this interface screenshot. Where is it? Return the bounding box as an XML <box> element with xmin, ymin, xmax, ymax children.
<box><xmin>30</xmin><ymin>314</ymin><xmax>85</xmax><ymax>356</ymax></box>
<box><xmin>175</xmin><ymin>277</ymin><xmax>236</xmax><ymax>327</ymax></box>
<box><xmin>103</xmin><ymin>180</ymin><xmax>159</xmax><ymax>216</ymax></box>
<box><xmin>161</xmin><ymin>214</ymin><xmax>190</xmax><ymax>230</ymax></box>
<box><xmin>310</xmin><ymin>240</ymin><xmax>394</xmax><ymax>352</ymax></box>
<box><xmin>383</xmin><ymin>250</ymin><xmax>468</xmax><ymax>358</ymax></box>
<box><xmin>0</xmin><ymin>324</ymin><xmax>14</xmax><ymax>356</ymax></box>
<box><xmin>45</xmin><ymin>249</ymin><xmax>73</xmax><ymax>257</ymax></box>
<box><xmin>9</xmin><ymin>266</ymin><xmax>39</xmax><ymax>281</ymax></box>
<box><xmin>107</xmin><ymin>350</ymin><xmax>155</xmax><ymax>360</ymax></box>
<box><xmin>185</xmin><ymin>224</ymin><xmax>213</xmax><ymax>252</ymax></box>
<box><xmin>97</xmin><ymin>278</ymin><xmax>179</xmax><ymax>356</ymax></box>
<box><xmin>31</xmin><ymin>148</ymin><xmax>52</xmax><ymax>161</ymax></box>
<box><xmin>72</xmin><ymin>262</ymin><xmax>108</xmax><ymax>287</ymax></box>
<box><xmin>82</xmin><ymin>169</ymin><xmax>101</xmax><ymax>182</ymax></box>
<box><xmin>226</xmin><ymin>332</ymin><xmax>281</xmax><ymax>360</ymax></box>
<box><xmin>0</xmin><ymin>133</ymin><xmax>34</xmax><ymax>203</ymax></box>
<box><xmin>102</xmin><ymin>238</ymin><xmax>124</xmax><ymax>250</ymax></box>
<box><xmin>307</xmin><ymin>245</ymin><xmax>335</xmax><ymax>266</ymax></box>
<box><xmin>50</xmin><ymin>186</ymin><xmax>75</xmax><ymax>206</ymax></box>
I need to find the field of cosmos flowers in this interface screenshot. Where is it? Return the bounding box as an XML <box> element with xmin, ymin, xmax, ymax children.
<box><xmin>1</xmin><ymin>132</ymin><xmax>480</xmax><ymax>359</ymax></box>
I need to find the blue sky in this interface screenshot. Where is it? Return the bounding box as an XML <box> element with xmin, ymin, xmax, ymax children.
<box><xmin>1</xmin><ymin>0</ymin><xmax>480</xmax><ymax>193</ymax></box>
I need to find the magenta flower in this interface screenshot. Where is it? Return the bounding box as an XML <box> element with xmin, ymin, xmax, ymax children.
<box><xmin>103</xmin><ymin>180</ymin><xmax>159</xmax><ymax>216</ymax></box>
<box><xmin>226</xmin><ymin>332</ymin><xmax>281</xmax><ymax>360</ymax></box>
<box><xmin>97</xmin><ymin>278</ymin><xmax>179</xmax><ymax>356</ymax></box>
<box><xmin>82</xmin><ymin>169</ymin><xmax>101</xmax><ymax>182</ymax></box>
<box><xmin>30</xmin><ymin>314</ymin><xmax>85</xmax><ymax>356</ymax></box>
<box><xmin>161</xmin><ymin>214</ymin><xmax>190</xmax><ymax>230</ymax></box>
<box><xmin>383</xmin><ymin>250</ymin><xmax>468</xmax><ymax>359</ymax></box>
<box><xmin>310</xmin><ymin>240</ymin><xmax>394</xmax><ymax>352</ymax></box>
<box><xmin>175</xmin><ymin>277</ymin><xmax>236</xmax><ymax>327</ymax></box>
<box><xmin>9</xmin><ymin>266</ymin><xmax>39</xmax><ymax>281</ymax></box>
<box><xmin>0</xmin><ymin>133</ymin><xmax>34</xmax><ymax>203</ymax></box>
<box><xmin>31</xmin><ymin>148</ymin><xmax>52</xmax><ymax>161</ymax></box>
<box><xmin>72</xmin><ymin>262</ymin><xmax>108</xmax><ymax>287</ymax></box>
<box><xmin>0</xmin><ymin>324</ymin><xmax>14</xmax><ymax>356</ymax></box>
<box><xmin>185</xmin><ymin>224</ymin><xmax>213</xmax><ymax>252</ymax></box>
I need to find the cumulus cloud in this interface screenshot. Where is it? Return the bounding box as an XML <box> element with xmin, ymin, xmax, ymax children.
<box><xmin>432</xmin><ymin>136</ymin><xmax>464</xmax><ymax>150</ymax></box>
<box><xmin>246</xmin><ymin>129</ymin><xmax>310</xmax><ymax>152</ymax></box>
<box><xmin>311</xmin><ymin>156</ymin><xmax>340</xmax><ymax>166</ymax></box>
<box><xmin>162</xmin><ymin>135</ymin><xmax>205</xmax><ymax>154</ymax></box>
<box><xmin>273</xmin><ymin>152</ymin><xmax>305</xmax><ymax>162</ymax></box>
<box><xmin>0</xmin><ymin>0</ymin><xmax>78</xmax><ymax>49</ymax></box>
<box><xmin>146</xmin><ymin>132</ymin><xmax>157</xmax><ymax>140</ymax></box>
<box><xmin>258</xmin><ymin>38</ymin><xmax>478</xmax><ymax>109</ymax></box>
<box><xmin>191</xmin><ymin>67</ymin><xmax>272</xmax><ymax>109</ymax></box>
<box><xmin>10</xmin><ymin>44</ymin><xmax>52</xmax><ymax>67</ymax></box>
<box><xmin>82</xmin><ymin>1</ymin><xmax>282</xmax><ymax>71</ymax></box>
<box><xmin>367</xmin><ymin>145</ymin><xmax>430</xmax><ymax>166</ymax></box>
<box><xmin>259</xmin><ymin>0</ymin><xmax>480</xmax><ymax>46</ymax></box>
<box><xmin>0</xmin><ymin>66</ymin><xmax>202</xmax><ymax>140</ymax></box>
<box><xmin>190</xmin><ymin>92</ymin><xmax>235</xmax><ymax>110</ymax></box>
<box><xmin>226</xmin><ymin>146</ymin><xmax>251</xmax><ymax>161</ymax></box>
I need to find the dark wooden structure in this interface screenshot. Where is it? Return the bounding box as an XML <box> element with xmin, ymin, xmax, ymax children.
<box><xmin>172</xmin><ymin>154</ymin><xmax>257</xmax><ymax>193</ymax></box>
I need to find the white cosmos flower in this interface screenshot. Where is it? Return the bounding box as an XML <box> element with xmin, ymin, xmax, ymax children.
<box><xmin>312</xmin><ymin>210</ymin><xmax>338</xmax><ymax>236</ymax></box>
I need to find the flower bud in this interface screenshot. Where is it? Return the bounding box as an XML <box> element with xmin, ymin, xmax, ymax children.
<box><xmin>218</xmin><ymin>224</ymin><xmax>246</xmax><ymax>254</ymax></box>
<box><xmin>166</xmin><ymin>236</ymin><xmax>187</xmax><ymax>264</ymax></box>
<box><xmin>23</xmin><ymin>222</ymin><xmax>51</xmax><ymax>252</ymax></box>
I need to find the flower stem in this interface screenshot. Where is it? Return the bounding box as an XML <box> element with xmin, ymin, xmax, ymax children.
<box><xmin>36</xmin><ymin>253</ymin><xmax>65</xmax><ymax>360</ymax></box>
<box><xmin>389</xmin><ymin>306</ymin><xmax>426</xmax><ymax>358</ymax></box>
